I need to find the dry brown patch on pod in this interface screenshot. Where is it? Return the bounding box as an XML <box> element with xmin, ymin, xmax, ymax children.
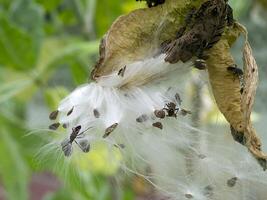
<box><xmin>206</xmin><ymin>39</ymin><xmax>245</xmax><ymax>133</ymax></box>
<box><xmin>207</xmin><ymin>23</ymin><xmax>267</xmax><ymax>169</ymax></box>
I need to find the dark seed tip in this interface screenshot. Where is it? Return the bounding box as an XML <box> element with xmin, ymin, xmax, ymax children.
<box><xmin>93</xmin><ymin>109</ymin><xmax>100</xmax><ymax>118</ymax></box>
<box><xmin>103</xmin><ymin>123</ymin><xmax>118</xmax><ymax>138</ymax></box>
<box><xmin>152</xmin><ymin>122</ymin><xmax>163</xmax><ymax>130</ymax></box>
<box><xmin>49</xmin><ymin>110</ymin><xmax>59</xmax><ymax>120</ymax></box>
<box><xmin>49</xmin><ymin>122</ymin><xmax>60</xmax><ymax>130</ymax></box>
<box><xmin>227</xmin><ymin>177</ymin><xmax>238</xmax><ymax>187</ymax></box>
<box><xmin>185</xmin><ymin>193</ymin><xmax>193</xmax><ymax>199</ymax></box>
<box><xmin>67</xmin><ymin>107</ymin><xmax>74</xmax><ymax>116</ymax></box>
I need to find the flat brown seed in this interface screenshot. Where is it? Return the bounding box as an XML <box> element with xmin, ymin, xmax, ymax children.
<box><xmin>67</xmin><ymin>107</ymin><xmax>74</xmax><ymax>116</ymax></box>
<box><xmin>203</xmin><ymin>185</ymin><xmax>213</xmax><ymax>197</ymax></box>
<box><xmin>180</xmin><ymin>109</ymin><xmax>192</xmax><ymax>116</ymax></box>
<box><xmin>152</xmin><ymin>122</ymin><xmax>163</xmax><ymax>130</ymax></box>
<box><xmin>49</xmin><ymin>122</ymin><xmax>60</xmax><ymax>130</ymax></box>
<box><xmin>103</xmin><ymin>123</ymin><xmax>118</xmax><ymax>138</ymax></box>
<box><xmin>175</xmin><ymin>93</ymin><xmax>182</xmax><ymax>105</ymax></box>
<box><xmin>227</xmin><ymin>177</ymin><xmax>238</xmax><ymax>187</ymax></box>
<box><xmin>49</xmin><ymin>110</ymin><xmax>59</xmax><ymax>120</ymax></box>
<box><xmin>114</xmin><ymin>144</ymin><xmax>125</xmax><ymax>149</ymax></box>
<box><xmin>93</xmin><ymin>109</ymin><xmax>100</xmax><ymax>118</ymax></box>
<box><xmin>136</xmin><ymin>114</ymin><xmax>149</xmax><ymax>123</ymax></box>
<box><xmin>154</xmin><ymin>110</ymin><xmax>165</xmax><ymax>119</ymax></box>
<box><xmin>198</xmin><ymin>154</ymin><xmax>206</xmax><ymax>159</ymax></box>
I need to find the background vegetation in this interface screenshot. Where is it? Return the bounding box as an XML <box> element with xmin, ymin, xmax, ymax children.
<box><xmin>0</xmin><ymin>0</ymin><xmax>267</xmax><ymax>199</ymax></box>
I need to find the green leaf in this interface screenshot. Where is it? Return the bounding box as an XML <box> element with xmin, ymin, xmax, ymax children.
<box><xmin>229</xmin><ymin>0</ymin><xmax>252</xmax><ymax>18</ymax></box>
<box><xmin>0</xmin><ymin>0</ymin><xmax>13</xmax><ymax>9</ymax></box>
<box><xmin>0</xmin><ymin>78</ymin><xmax>33</xmax><ymax>104</ymax></box>
<box><xmin>44</xmin><ymin>87</ymin><xmax>69</xmax><ymax>109</ymax></box>
<box><xmin>35</xmin><ymin>0</ymin><xmax>62</xmax><ymax>12</ymax></box>
<box><xmin>95</xmin><ymin>0</ymin><xmax>123</xmax><ymax>36</ymax></box>
<box><xmin>9</xmin><ymin>0</ymin><xmax>43</xmax><ymax>35</ymax></box>
<box><xmin>9</xmin><ymin>0</ymin><xmax>44</xmax><ymax>66</ymax></box>
<box><xmin>70</xmin><ymin>58</ymin><xmax>88</xmax><ymax>85</ymax></box>
<box><xmin>0</xmin><ymin>126</ymin><xmax>29</xmax><ymax>200</ymax></box>
<box><xmin>0</xmin><ymin>15</ymin><xmax>38</xmax><ymax>70</ymax></box>
<box><xmin>36</xmin><ymin>38</ymin><xmax>99</xmax><ymax>83</ymax></box>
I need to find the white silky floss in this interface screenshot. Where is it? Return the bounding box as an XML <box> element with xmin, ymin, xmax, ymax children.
<box><xmin>55</xmin><ymin>52</ymin><xmax>267</xmax><ymax>200</ymax></box>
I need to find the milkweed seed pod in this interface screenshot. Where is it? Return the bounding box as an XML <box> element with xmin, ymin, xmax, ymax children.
<box><xmin>91</xmin><ymin>0</ymin><xmax>206</xmax><ymax>82</ymax></box>
<box><xmin>206</xmin><ymin>31</ymin><xmax>245</xmax><ymax>133</ymax></box>
<box><xmin>47</xmin><ymin>0</ymin><xmax>267</xmax><ymax>199</ymax></box>
<box><xmin>206</xmin><ymin>23</ymin><xmax>267</xmax><ymax>169</ymax></box>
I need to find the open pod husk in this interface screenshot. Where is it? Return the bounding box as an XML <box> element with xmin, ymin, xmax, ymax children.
<box><xmin>90</xmin><ymin>0</ymin><xmax>267</xmax><ymax>169</ymax></box>
<box><xmin>206</xmin><ymin>23</ymin><xmax>267</xmax><ymax>169</ymax></box>
<box><xmin>91</xmin><ymin>0</ymin><xmax>205</xmax><ymax>80</ymax></box>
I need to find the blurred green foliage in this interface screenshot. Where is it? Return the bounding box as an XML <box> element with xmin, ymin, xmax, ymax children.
<box><xmin>0</xmin><ymin>0</ymin><xmax>144</xmax><ymax>199</ymax></box>
<box><xmin>0</xmin><ymin>0</ymin><xmax>264</xmax><ymax>199</ymax></box>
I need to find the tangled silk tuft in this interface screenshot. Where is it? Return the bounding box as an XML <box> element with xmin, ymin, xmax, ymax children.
<box><xmin>47</xmin><ymin>0</ymin><xmax>267</xmax><ymax>199</ymax></box>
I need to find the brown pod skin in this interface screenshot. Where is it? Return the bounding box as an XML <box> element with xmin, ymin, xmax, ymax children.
<box><xmin>206</xmin><ymin>40</ymin><xmax>245</xmax><ymax>133</ymax></box>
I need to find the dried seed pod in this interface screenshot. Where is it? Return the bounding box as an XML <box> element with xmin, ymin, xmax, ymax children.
<box><xmin>136</xmin><ymin>114</ymin><xmax>149</xmax><ymax>123</ymax></box>
<box><xmin>103</xmin><ymin>123</ymin><xmax>118</xmax><ymax>138</ymax></box>
<box><xmin>206</xmin><ymin>40</ymin><xmax>245</xmax><ymax>133</ymax></box>
<box><xmin>164</xmin><ymin>0</ymin><xmax>233</xmax><ymax>64</ymax></box>
<box><xmin>207</xmin><ymin>25</ymin><xmax>267</xmax><ymax>168</ymax></box>
<box><xmin>154</xmin><ymin>109</ymin><xmax>165</xmax><ymax>119</ymax></box>
<box><xmin>90</xmin><ymin>0</ymin><xmax>201</xmax><ymax>81</ymax></box>
<box><xmin>67</xmin><ymin>107</ymin><xmax>74</xmax><ymax>116</ymax></box>
<box><xmin>227</xmin><ymin>177</ymin><xmax>238</xmax><ymax>187</ymax></box>
<box><xmin>49</xmin><ymin>122</ymin><xmax>60</xmax><ymax>130</ymax></box>
<box><xmin>152</xmin><ymin>122</ymin><xmax>163</xmax><ymax>130</ymax></box>
<box><xmin>93</xmin><ymin>109</ymin><xmax>100</xmax><ymax>118</ymax></box>
<box><xmin>49</xmin><ymin>110</ymin><xmax>59</xmax><ymax>120</ymax></box>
